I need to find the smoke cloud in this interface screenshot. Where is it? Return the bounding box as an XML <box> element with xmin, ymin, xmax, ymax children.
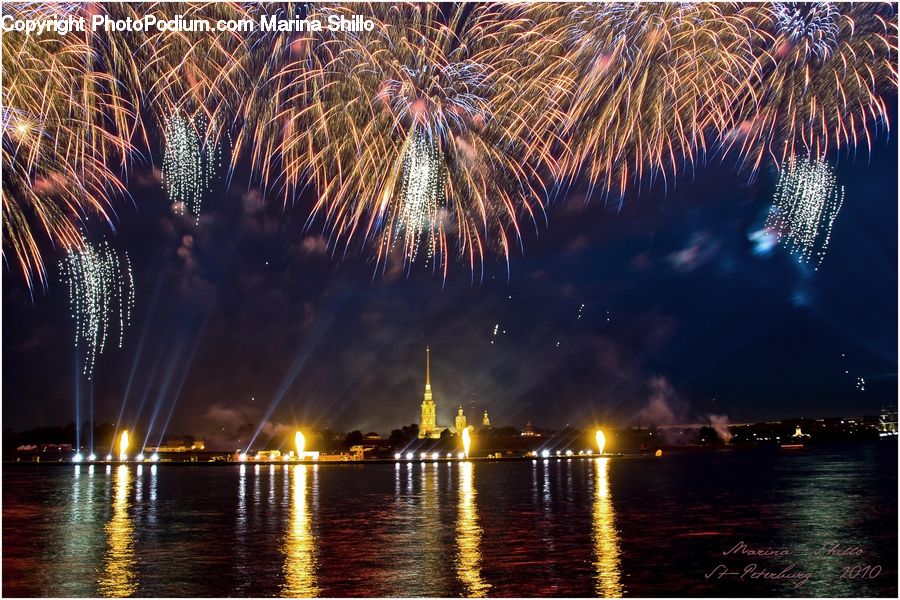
<box><xmin>706</xmin><ymin>414</ymin><xmax>734</xmax><ymax>443</ymax></box>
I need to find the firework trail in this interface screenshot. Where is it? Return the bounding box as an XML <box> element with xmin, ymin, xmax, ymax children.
<box><xmin>728</xmin><ymin>2</ymin><xmax>898</xmax><ymax>171</ymax></box>
<box><xmin>2</xmin><ymin>2</ymin><xmax>138</xmax><ymax>290</ymax></box>
<box><xmin>60</xmin><ymin>240</ymin><xmax>135</xmax><ymax>378</ymax></box>
<box><xmin>162</xmin><ymin>112</ymin><xmax>223</xmax><ymax>221</ymax></box>
<box><xmin>248</xmin><ymin>3</ymin><xmax>565</xmax><ymax>277</ymax></box>
<box><xmin>108</xmin><ymin>2</ymin><xmax>255</xmax><ymax>137</ymax></box>
<box><xmin>2</xmin><ymin>2</ymin><xmax>250</xmax><ymax>287</ymax></box>
<box><xmin>547</xmin><ymin>2</ymin><xmax>759</xmax><ymax>194</ymax></box>
<box><xmin>766</xmin><ymin>154</ymin><xmax>844</xmax><ymax>269</ymax></box>
<box><xmin>2</xmin><ymin>2</ymin><xmax>896</xmax><ymax>284</ymax></box>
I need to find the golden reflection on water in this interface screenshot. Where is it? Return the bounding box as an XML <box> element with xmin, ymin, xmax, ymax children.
<box><xmin>282</xmin><ymin>465</ymin><xmax>319</xmax><ymax>598</ymax></box>
<box><xmin>457</xmin><ymin>462</ymin><xmax>490</xmax><ymax>597</ymax></box>
<box><xmin>593</xmin><ymin>458</ymin><xmax>622</xmax><ymax>597</ymax></box>
<box><xmin>99</xmin><ymin>465</ymin><xmax>136</xmax><ymax>597</ymax></box>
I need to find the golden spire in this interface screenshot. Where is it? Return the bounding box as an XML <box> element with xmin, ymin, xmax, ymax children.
<box><xmin>425</xmin><ymin>346</ymin><xmax>431</xmax><ymax>388</ymax></box>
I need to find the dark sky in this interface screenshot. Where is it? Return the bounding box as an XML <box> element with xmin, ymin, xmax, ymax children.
<box><xmin>3</xmin><ymin>125</ymin><xmax>897</xmax><ymax>448</ymax></box>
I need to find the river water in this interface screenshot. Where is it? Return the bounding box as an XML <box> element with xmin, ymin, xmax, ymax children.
<box><xmin>3</xmin><ymin>442</ymin><xmax>896</xmax><ymax>597</ymax></box>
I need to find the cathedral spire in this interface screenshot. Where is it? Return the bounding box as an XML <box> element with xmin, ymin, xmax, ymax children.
<box><xmin>420</xmin><ymin>346</ymin><xmax>436</xmax><ymax>438</ymax></box>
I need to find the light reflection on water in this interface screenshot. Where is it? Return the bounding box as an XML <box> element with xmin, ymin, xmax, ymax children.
<box><xmin>234</xmin><ymin>463</ymin><xmax>249</xmax><ymax>594</ymax></box>
<box><xmin>420</xmin><ymin>462</ymin><xmax>444</xmax><ymax>594</ymax></box>
<box><xmin>2</xmin><ymin>445</ymin><xmax>896</xmax><ymax>597</ymax></box>
<box><xmin>149</xmin><ymin>465</ymin><xmax>157</xmax><ymax>505</ymax></box>
<box><xmin>593</xmin><ymin>458</ymin><xmax>622</xmax><ymax>597</ymax></box>
<box><xmin>457</xmin><ymin>461</ymin><xmax>490</xmax><ymax>597</ymax></box>
<box><xmin>98</xmin><ymin>465</ymin><xmax>136</xmax><ymax>597</ymax></box>
<box><xmin>282</xmin><ymin>465</ymin><xmax>319</xmax><ymax>597</ymax></box>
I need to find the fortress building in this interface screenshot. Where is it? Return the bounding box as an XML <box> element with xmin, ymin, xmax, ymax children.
<box><xmin>419</xmin><ymin>348</ymin><xmax>445</xmax><ymax>439</ymax></box>
<box><xmin>455</xmin><ymin>406</ymin><xmax>468</xmax><ymax>432</ymax></box>
<box><xmin>418</xmin><ymin>348</ymin><xmax>493</xmax><ymax>439</ymax></box>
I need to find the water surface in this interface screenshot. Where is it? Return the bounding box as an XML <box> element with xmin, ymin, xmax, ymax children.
<box><xmin>3</xmin><ymin>443</ymin><xmax>896</xmax><ymax>597</ymax></box>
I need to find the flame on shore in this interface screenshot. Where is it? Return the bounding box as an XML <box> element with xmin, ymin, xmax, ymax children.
<box><xmin>462</xmin><ymin>427</ymin><xmax>471</xmax><ymax>459</ymax></box>
<box><xmin>119</xmin><ymin>430</ymin><xmax>129</xmax><ymax>460</ymax></box>
<box><xmin>295</xmin><ymin>431</ymin><xmax>305</xmax><ymax>457</ymax></box>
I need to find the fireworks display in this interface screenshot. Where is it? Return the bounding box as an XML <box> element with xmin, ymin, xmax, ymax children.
<box><xmin>1</xmin><ymin>2</ymin><xmax>897</xmax><ymax>284</ymax></box>
<box><xmin>162</xmin><ymin>113</ymin><xmax>222</xmax><ymax>221</ymax></box>
<box><xmin>392</xmin><ymin>126</ymin><xmax>447</xmax><ymax>262</ymax></box>
<box><xmin>772</xmin><ymin>2</ymin><xmax>841</xmax><ymax>59</ymax></box>
<box><xmin>1</xmin><ymin>3</ymin><xmax>137</xmax><ymax>290</ymax></box>
<box><xmin>731</xmin><ymin>2</ymin><xmax>897</xmax><ymax>171</ymax></box>
<box><xmin>765</xmin><ymin>155</ymin><xmax>844</xmax><ymax>269</ymax></box>
<box><xmin>246</xmin><ymin>3</ymin><xmax>565</xmax><ymax>276</ymax></box>
<box><xmin>60</xmin><ymin>240</ymin><xmax>135</xmax><ymax>377</ymax></box>
<box><xmin>554</xmin><ymin>2</ymin><xmax>760</xmax><ymax>193</ymax></box>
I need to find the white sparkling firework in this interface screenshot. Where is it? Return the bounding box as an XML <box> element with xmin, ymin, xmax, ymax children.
<box><xmin>60</xmin><ymin>240</ymin><xmax>134</xmax><ymax>378</ymax></box>
<box><xmin>392</xmin><ymin>126</ymin><xmax>446</xmax><ymax>263</ymax></box>
<box><xmin>765</xmin><ymin>155</ymin><xmax>844</xmax><ymax>269</ymax></box>
<box><xmin>162</xmin><ymin>113</ymin><xmax>222</xmax><ymax>222</ymax></box>
<box><xmin>773</xmin><ymin>2</ymin><xmax>841</xmax><ymax>60</ymax></box>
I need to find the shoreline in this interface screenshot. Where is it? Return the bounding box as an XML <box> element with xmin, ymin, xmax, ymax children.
<box><xmin>5</xmin><ymin>438</ymin><xmax>894</xmax><ymax>468</ymax></box>
<box><xmin>2</xmin><ymin>453</ymin><xmax>644</xmax><ymax>467</ymax></box>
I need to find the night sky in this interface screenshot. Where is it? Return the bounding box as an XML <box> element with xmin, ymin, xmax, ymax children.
<box><xmin>3</xmin><ymin>124</ymin><xmax>897</xmax><ymax>448</ymax></box>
